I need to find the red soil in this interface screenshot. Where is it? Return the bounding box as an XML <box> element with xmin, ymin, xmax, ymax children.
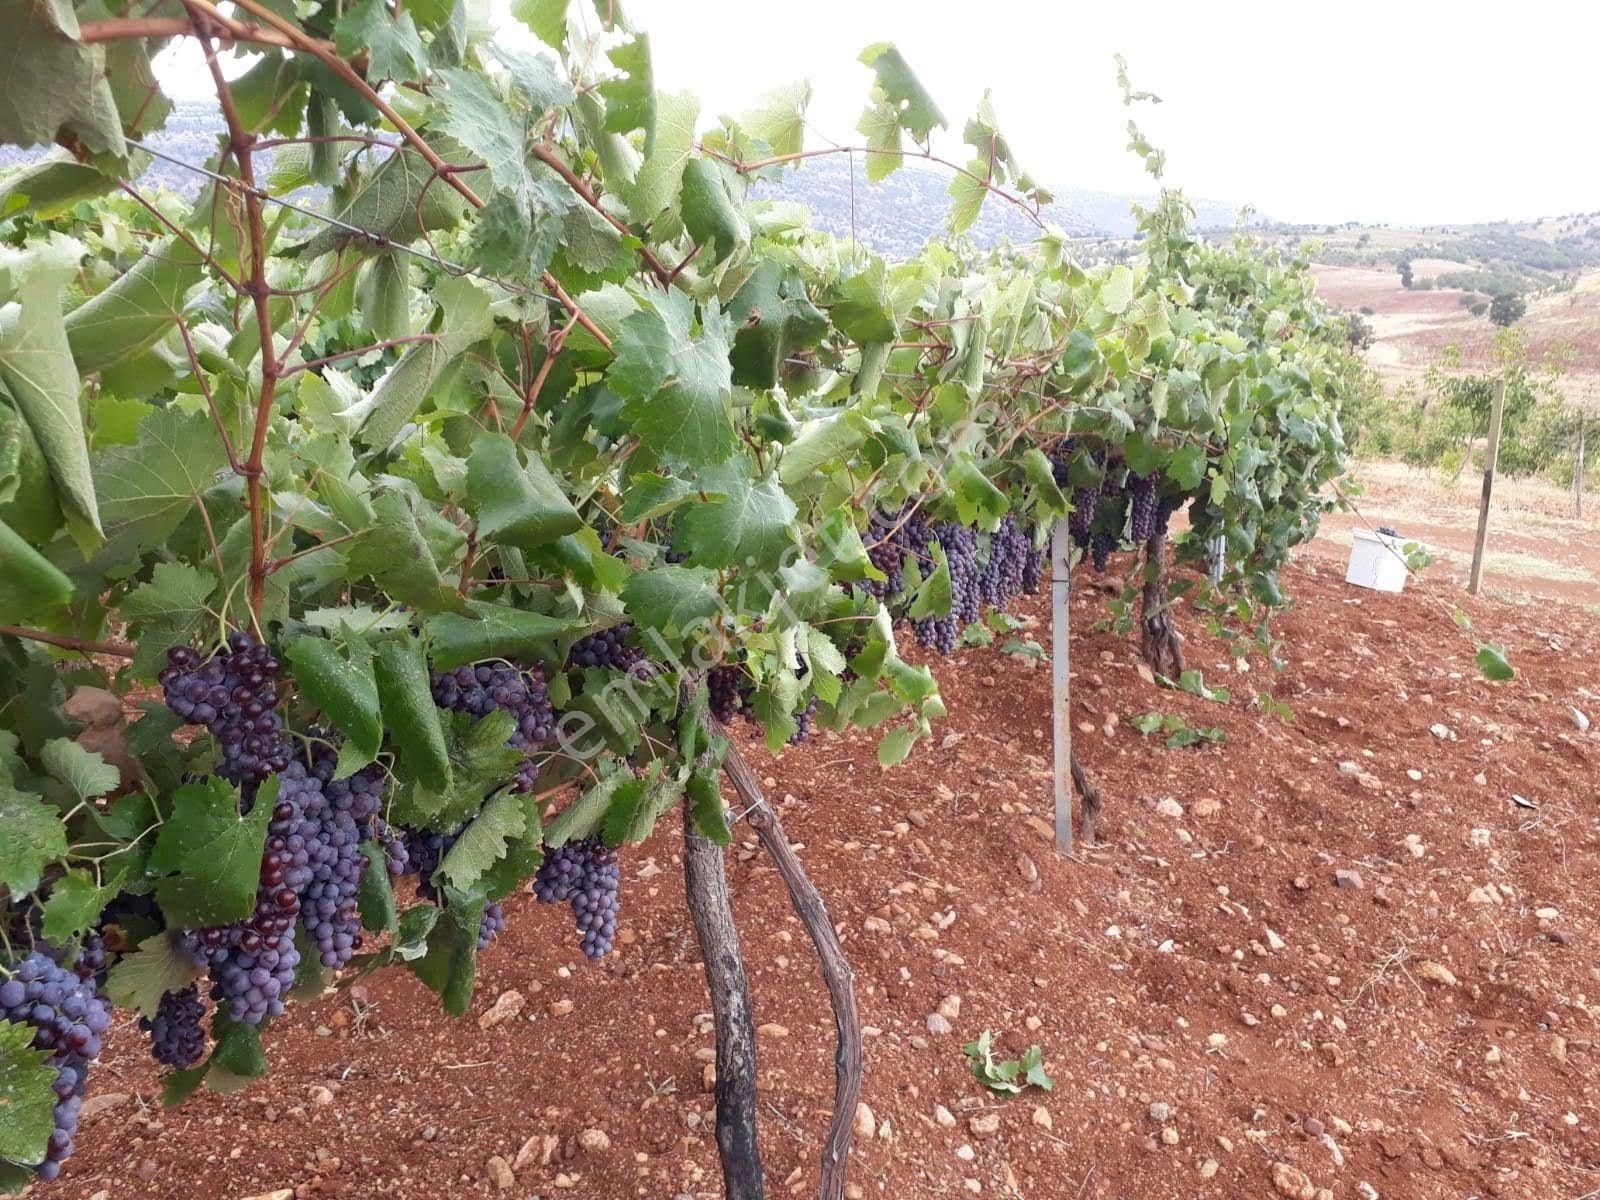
<box><xmin>53</xmin><ymin>554</ymin><xmax>1600</xmax><ymax>1200</ymax></box>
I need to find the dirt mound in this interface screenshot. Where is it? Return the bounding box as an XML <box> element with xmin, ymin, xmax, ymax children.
<box><xmin>61</xmin><ymin>555</ymin><xmax>1600</xmax><ymax>1200</ymax></box>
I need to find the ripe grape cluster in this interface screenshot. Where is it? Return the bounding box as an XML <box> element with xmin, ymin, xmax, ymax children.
<box><xmin>394</xmin><ymin>827</ymin><xmax>507</xmax><ymax>951</ymax></box>
<box><xmin>1127</xmin><ymin>473</ymin><xmax>1159</xmax><ymax>543</ymax></box>
<box><xmin>431</xmin><ymin>660</ymin><xmax>557</xmax><ymax>793</ymax></box>
<box><xmin>568</xmin><ymin>624</ymin><xmax>652</xmax><ymax>677</ymax></box>
<box><xmin>531</xmin><ymin>839</ymin><xmax>620</xmax><ymax>960</ymax></box>
<box><xmin>861</xmin><ymin>503</ymin><xmax>934</xmax><ymax>600</ymax></box>
<box><xmin>160</xmin><ymin>631</ymin><xmax>289</xmax><ymax>790</ymax></box>
<box><xmin>979</xmin><ymin>514</ymin><xmax>1030</xmax><ymax>610</ymax></box>
<box><xmin>179</xmin><ymin>787</ymin><xmax>304</xmax><ymax>1026</ymax></box>
<box><xmin>912</xmin><ymin>522</ymin><xmax>979</xmax><ymax>654</ymax></box>
<box><xmin>140</xmin><ymin>983</ymin><xmax>206</xmax><ymax>1070</ymax></box>
<box><xmin>291</xmin><ymin>750</ymin><xmax>384</xmax><ymax>970</ymax></box>
<box><xmin>0</xmin><ymin>951</ymin><xmax>112</xmax><ymax>1181</ymax></box>
<box><xmin>708</xmin><ymin>664</ymin><xmax>749</xmax><ymax>724</ymax></box>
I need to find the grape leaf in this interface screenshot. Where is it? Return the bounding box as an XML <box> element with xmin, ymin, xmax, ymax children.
<box><xmin>64</xmin><ymin>238</ymin><xmax>206</xmax><ymax>375</ymax></box>
<box><xmin>686</xmin><ymin>768</ymin><xmax>729</xmax><ymax>846</ymax></box>
<box><xmin>0</xmin><ymin>151</ymin><xmax>115</xmax><ymax>221</ymax></box>
<box><xmin>148</xmin><ymin>776</ymin><xmax>275</xmax><ymax>929</ymax></box>
<box><xmin>0</xmin><ymin>1019</ymin><xmax>56</xmax><ymax>1170</ymax></box>
<box><xmin>680</xmin><ymin>159</ymin><xmax>749</xmax><ymax>265</ymax></box>
<box><xmin>1476</xmin><ymin>644</ymin><xmax>1515</xmax><ymax>682</ymax></box>
<box><xmin>467</xmin><ymin>432</ymin><xmax>584</xmax><ymax>549</ymax></box>
<box><xmin>393</xmin><ymin>710</ymin><xmax>521</xmax><ymax>830</ymax></box>
<box><xmin>0</xmin><ymin>0</ymin><xmax>124</xmax><ymax>156</ymax></box>
<box><xmin>0</xmin><ymin>782</ymin><xmax>67</xmax><ymax>894</ymax></box>
<box><xmin>620</xmin><ymin>566</ymin><xmax>722</xmax><ymax>644</ymax></box>
<box><xmin>40</xmin><ymin>737</ymin><xmax>119</xmax><ymax>803</ymax></box>
<box><xmin>287</xmin><ymin>635</ymin><xmax>382</xmax><ymax>774</ymax></box>
<box><xmin>39</xmin><ymin>868</ymin><xmax>117</xmax><ymax>942</ymax></box>
<box><xmin>543</xmin><ymin>769</ymin><xmax>629</xmax><ymax>846</ymax></box>
<box><xmin>603</xmin><ymin>772</ymin><xmax>681</xmax><ymax>845</ymax></box>
<box><xmin>120</xmin><ymin>560</ymin><xmax>216</xmax><ymax>678</ymax></box>
<box><xmin>435</xmin><ymin>68</ymin><xmax>529</xmax><ymax>195</ymax></box>
<box><xmin>409</xmin><ymin>897</ymin><xmax>481</xmax><ymax>1017</ymax></box>
<box><xmin>440</xmin><ymin>790</ymin><xmax>526</xmax><ymax>891</ymax></box>
<box><xmin>357</xmin><ymin>840</ymin><xmax>398</xmax><ymax>934</ymax></box>
<box><xmin>0</xmin><ymin>516</ymin><xmax>72</xmax><ymax>622</ymax></box>
<box><xmin>290</xmin><ymin>149</ymin><xmax>468</xmax><ymax>260</ymax></box>
<box><xmin>89</xmin><ymin>406</ymin><xmax>227</xmax><ymax>567</ymax></box>
<box><xmin>208</xmin><ymin>1017</ymin><xmax>268</xmax><ymax>1080</ymax></box>
<box><xmin>858</xmin><ymin>43</ymin><xmax>945</xmax><ymax>140</ymax></box>
<box><xmin>627</xmin><ymin>89</ymin><xmax>698</xmax><ymax>222</ymax></box>
<box><xmin>334</xmin><ymin>0</ymin><xmax>425</xmax><ymax>83</ymax></box>
<box><xmin>344</xmin><ymin>490</ymin><xmax>465</xmax><ymax>612</ymax></box>
<box><xmin>740</xmin><ymin>81</ymin><xmax>811</xmax><ymax>158</ymax></box>
<box><xmin>425</xmin><ymin>601</ymin><xmax>578</xmax><ymax>669</ymax></box>
<box><xmin>103</xmin><ymin>930</ymin><xmax>204</xmax><ymax>1018</ymax></box>
<box><xmin>511</xmin><ymin>0</ymin><xmax>568</xmax><ymax>47</ymax></box>
<box><xmin>600</xmin><ymin>35</ymin><xmax>656</xmax><ymax>149</ymax></box>
<box><xmin>0</xmin><ymin>234</ymin><xmax>101</xmax><ymax>544</ymax></box>
<box><xmin>610</xmin><ymin>292</ymin><xmax>736</xmax><ymax>467</ymax></box>
<box><xmin>671</xmin><ymin>456</ymin><xmax>797</xmax><ymax>571</ymax></box>
<box><xmin>373</xmin><ymin>638</ymin><xmax>452</xmax><ymax>792</ymax></box>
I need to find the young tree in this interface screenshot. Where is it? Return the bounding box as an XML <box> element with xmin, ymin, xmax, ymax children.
<box><xmin>1489</xmin><ymin>292</ymin><xmax>1528</xmax><ymax>326</ymax></box>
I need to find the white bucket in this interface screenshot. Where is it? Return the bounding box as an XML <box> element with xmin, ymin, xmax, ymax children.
<box><xmin>1346</xmin><ymin>528</ymin><xmax>1408</xmax><ymax>593</ymax></box>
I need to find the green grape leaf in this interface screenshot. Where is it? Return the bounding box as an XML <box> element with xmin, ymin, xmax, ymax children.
<box><xmin>671</xmin><ymin>456</ymin><xmax>797</xmax><ymax>571</ymax></box>
<box><xmin>1101</xmin><ymin>265</ymin><xmax>1135</xmax><ymax>315</ymax></box>
<box><xmin>39</xmin><ymin>869</ymin><xmax>117</xmax><ymax>943</ymax></box>
<box><xmin>877</xmin><ymin>727</ymin><xmax>918</xmax><ymax>768</ymax></box>
<box><xmin>610</xmin><ymin>291</ymin><xmax>736</xmax><ymax>467</ymax></box>
<box><xmin>1476</xmin><ymin>644</ymin><xmax>1515</xmax><ymax>682</ymax></box>
<box><xmin>0</xmin><ymin>517</ymin><xmax>72</xmax><ymax>622</ymax></box>
<box><xmin>394</xmin><ymin>710</ymin><xmax>521</xmax><ymax>830</ymax></box>
<box><xmin>148</xmin><ymin>776</ymin><xmax>275</xmax><ymax>929</ymax></box>
<box><xmin>374</xmin><ymin>638</ymin><xmax>452</xmax><ymax>792</ymax></box>
<box><xmin>440</xmin><ymin>790</ymin><xmax>527</xmax><ymax>891</ymax></box>
<box><xmin>409</xmin><ymin>897</ymin><xmax>481</xmax><ymax>1016</ymax></box>
<box><xmin>544</xmin><ymin>769</ymin><xmax>629</xmax><ymax>846</ymax></box>
<box><xmin>858</xmin><ymin>43</ymin><xmax>946</xmax><ymax>140</ymax></box>
<box><xmin>435</xmin><ymin>68</ymin><xmax>529</xmax><ymax>194</ymax></box>
<box><xmin>120</xmin><ymin>560</ymin><xmax>216</xmax><ymax>678</ymax></box>
<box><xmin>334</xmin><ymin>0</ymin><xmax>426</xmax><ymax>83</ymax></box>
<box><xmin>64</xmin><ymin>238</ymin><xmax>206</xmax><ymax>375</ymax></box>
<box><xmin>357</xmin><ymin>840</ymin><xmax>398</xmax><ymax>934</ymax></box>
<box><xmin>0</xmin><ymin>0</ymin><xmax>124</xmax><ymax>156</ymax></box>
<box><xmin>287</xmin><ymin>635</ymin><xmax>382</xmax><ymax>773</ymax></box>
<box><xmin>599</xmin><ymin>34</ymin><xmax>656</xmax><ymax>149</ymax></box>
<box><xmin>1169</xmin><ymin>443</ymin><xmax>1207</xmax><ymax>491</ymax></box>
<box><xmin>0</xmin><ymin>234</ymin><xmax>100</xmax><ymax>544</ymax></box>
<box><xmin>291</xmin><ymin>149</ymin><xmax>468</xmax><ymax>260</ymax></box>
<box><xmin>91</xmin><ymin>406</ymin><xmax>227</xmax><ymax>567</ymax></box>
<box><xmin>680</xmin><ymin>159</ymin><xmax>749</xmax><ymax>265</ymax></box>
<box><xmin>425</xmin><ymin>602</ymin><xmax>578</xmax><ymax>669</ymax></box>
<box><xmin>686</xmin><ymin>767</ymin><xmax>729</xmax><ymax>846</ymax></box>
<box><xmin>467</xmin><ymin>432</ymin><xmax>584</xmax><ymax>549</ymax></box>
<box><xmin>40</xmin><ymin>737</ymin><xmax>119</xmax><ymax>804</ymax></box>
<box><xmin>0</xmin><ymin>782</ymin><xmax>67</xmax><ymax>895</ymax></box>
<box><xmin>103</xmin><ymin>931</ymin><xmax>204</xmax><ymax>1018</ymax></box>
<box><xmin>490</xmin><ymin>43</ymin><xmax>574</xmax><ymax>115</ymax></box>
<box><xmin>511</xmin><ymin>0</ymin><xmax>568</xmax><ymax>46</ymax></box>
<box><xmin>0</xmin><ymin>1018</ymin><xmax>57</xmax><ymax>1170</ymax></box>
<box><xmin>740</xmin><ymin>81</ymin><xmax>811</xmax><ymax>158</ymax></box>
<box><xmin>627</xmin><ymin>89</ymin><xmax>698</xmax><ymax>222</ymax></box>
<box><xmin>0</xmin><ymin>151</ymin><xmax>115</xmax><ymax>221</ymax></box>
<box><xmin>209</xmin><ymin>1017</ymin><xmax>268</xmax><ymax>1080</ymax></box>
<box><xmin>620</xmin><ymin>566</ymin><xmax>722</xmax><ymax>644</ymax></box>
<box><xmin>344</xmin><ymin>490</ymin><xmax>466</xmax><ymax>612</ymax></box>
<box><xmin>603</xmin><ymin>773</ymin><xmax>682</xmax><ymax>845</ymax></box>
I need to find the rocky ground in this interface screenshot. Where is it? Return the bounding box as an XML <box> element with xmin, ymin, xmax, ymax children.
<box><xmin>48</xmin><ymin>550</ymin><xmax>1600</xmax><ymax>1200</ymax></box>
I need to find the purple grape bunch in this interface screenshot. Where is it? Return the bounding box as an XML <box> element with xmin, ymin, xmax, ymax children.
<box><xmin>979</xmin><ymin>513</ymin><xmax>1030</xmax><ymax>610</ymax></box>
<box><xmin>396</xmin><ymin>827</ymin><xmax>507</xmax><ymax>951</ymax></box>
<box><xmin>531</xmin><ymin>838</ymin><xmax>621</xmax><ymax>960</ymax></box>
<box><xmin>0</xmin><ymin>951</ymin><xmax>112</xmax><ymax>1181</ymax></box>
<box><xmin>1127</xmin><ymin>473</ymin><xmax>1160</xmax><ymax>543</ymax></box>
<box><xmin>140</xmin><ymin>983</ymin><xmax>206</xmax><ymax>1070</ymax></box>
<box><xmin>178</xmin><ymin>782</ymin><xmax>306</xmax><ymax>1026</ymax></box>
<box><xmin>567</xmin><ymin>624</ymin><xmax>652</xmax><ymax>678</ymax></box>
<box><xmin>292</xmin><ymin>749</ymin><xmax>385</xmax><ymax>970</ymax></box>
<box><xmin>160</xmin><ymin>631</ymin><xmax>290</xmax><ymax>790</ymax></box>
<box><xmin>430</xmin><ymin>660</ymin><xmax>557</xmax><ymax>793</ymax></box>
<box><xmin>708</xmin><ymin>664</ymin><xmax>749</xmax><ymax>724</ymax></box>
<box><xmin>860</xmin><ymin>503</ymin><xmax>935</xmax><ymax>601</ymax></box>
<box><xmin>912</xmin><ymin>522</ymin><xmax>980</xmax><ymax>655</ymax></box>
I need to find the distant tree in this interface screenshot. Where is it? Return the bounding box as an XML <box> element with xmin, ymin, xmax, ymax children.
<box><xmin>1414</xmin><ymin>277</ymin><xmax>1434</xmax><ymax>291</ymax></box>
<box><xmin>1398</xmin><ymin>259</ymin><xmax>1414</xmax><ymax>288</ymax></box>
<box><xmin>1469</xmin><ymin>301</ymin><xmax>1488</xmax><ymax>317</ymax></box>
<box><xmin>1489</xmin><ymin>292</ymin><xmax>1527</xmax><ymax>326</ymax></box>
<box><xmin>1345</xmin><ymin>312</ymin><xmax>1376</xmax><ymax>350</ymax></box>
<box><xmin>1357</xmin><ymin>232</ymin><xmax>1371</xmax><ymax>246</ymax></box>
<box><xmin>1359</xmin><ymin>305</ymin><xmax>1375</xmax><ymax>315</ymax></box>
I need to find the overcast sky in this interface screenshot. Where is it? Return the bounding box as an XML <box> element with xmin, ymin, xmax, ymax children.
<box><xmin>160</xmin><ymin>0</ymin><xmax>1600</xmax><ymax>225</ymax></box>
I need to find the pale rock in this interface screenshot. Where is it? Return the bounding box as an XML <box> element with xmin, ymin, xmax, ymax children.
<box><xmin>969</xmin><ymin>1113</ymin><xmax>1000</xmax><ymax>1137</ymax></box>
<box><xmin>1333</xmin><ymin>869</ymin><xmax>1364</xmax><ymax>890</ymax></box>
<box><xmin>758</xmin><ymin>1023</ymin><xmax>790</xmax><ymax>1038</ymax></box>
<box><xmin>1406</xmin><ymin>768</ymin><xmax>1423</xmax><ymax>781</ymax></box>
<box><xmin>1466</xmin><ymin>886</ymin><xmax>1498</xmax><ymax>905</ymax></box>
<box><xmin>926</xmin><ymin>1012</ymin><xmax>954</xmax><ymax>1035</ymax></box>
<box><xmin>938</xmin><ymin>994</ymin><xmax>963</xmax><ymax>1021</ymax></box>
<box><xmin>238</xmin><ymin>1192</ymin><xmax>293</xmax><ymax>1200</ymax></box>
<box><xmin>1416</xmin><ymin>961</ymin><xmax>1457</xmax><ymax>987</ymax></box>
<box><xmin>309</xmin><ymin>1085</ymin><xmax>334</xmax><ymax>1106</ymax></box>
<box><xmin>1192</xmin><ymin>798</ymin><xmax>1221</xmax><ymax>818</ymax></box>
<box><xmin>1161</xmin><ymin>1127</ymin><xmax>1180</xmax><ymax>1146</ymax></box>
<box><xmin>935</xmin><ymin>1105</ymin><xmax>957</xmax><ymax>1127</ymax></box>
<box><xmin>1571</xmin><ymin>707</ymin><xmax>1590</xmax><ymax>733</ymax></box>
<box><xmin>1271</xmin><ymin>1161</ymin><xmax>1315</xmax><ymax>1200</ymax></box>
<box><xmin>955</xmin><ymin>1143</ymin><xmax>976</xmax><ymax>1162</ymax></box>
<box><xmin>1264</xmin><ymin>927</ymin><xmax>1286</xmax><ymax>952</ymax></box>
<box><xmin>578</xmin><ymin>1128</ymin><xmax>611</xmax><ymax>1153</ymax></box>
<box><xmin>79</xmin><ymin>1092</ymin><xmax>130</xmax><ymax>1120</ymax></box>
<box><xmin>1032</xmin><ymin>1106</ymin><xmax>1053</xmax><ymax>1131</ymax></box>
<box><xmin>1155</xmin><ymin>798</ymin><xmax>1184</xmax><ymax>818</ymax></box>
<box><xmin>1485</xmin><ymin>1045</ymin><xmax>1502</xmax><ymax>1065</ymax></box>
<box><xmin>1199</xmin><ymin>1158</ymin><xmax>1219</xmax><ymax>1179</ymax></box>
<box><xmin>854</xmin><ymin>1103</ymin><xmax>876</xmax><ymax>1140</ymax></box>
<box><xmin>1016</xmin><ymin>853</ymin><xmax>1039</xmax><ymax>883</ymax></box>
<box><xmin>1468</xmin><ymin>827</ymin><xmax>1492</xmax><ymax>849</ymax></box>
<box><xmin>484</xmin><ymin>1155</ymin><xmax>514</xmax><ymax>1190</ymax></box>
<box><xmin>1429</xmin><ymin>723</ymin><xmax>1456</xmax><ymax>741</ymax></box>
<box><xmin>548</xmin><ymin>999</ymin><xmax>575</xmax><ymax>1018</ymax></box>
<box><xmin>1536</xmin><ymin>906</ymin><xmax>1560</xmax><ymax>920</ymax></box>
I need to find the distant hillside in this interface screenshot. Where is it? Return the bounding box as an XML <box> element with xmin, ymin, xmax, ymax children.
<box><xmin>1</xmin><ymin>101</ymin><xmax>1257</xmax><ymax>256</ymax></box>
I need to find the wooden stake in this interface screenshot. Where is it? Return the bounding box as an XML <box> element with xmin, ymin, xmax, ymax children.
<box><xmin>1467</xmin><ymin>375</ymin><xmax>1507</xmax><ymax>596</ymax></box>
<box><xmin>1050</xmin><ymin>518</ymin><xmax>1073</xmax><ymax>855</ymax></box>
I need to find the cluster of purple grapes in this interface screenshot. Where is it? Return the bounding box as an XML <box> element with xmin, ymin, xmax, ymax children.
<box><xmin>394</xmin><ymin>826</ymin><xmax>508</xmax><ymax>951</ymax></box>
<box><xmin>1127</xmin><ymin>473</ymin><xmax>1159</xmax><ymax>543</ymax></box>
<box><xmin>431</xmin><ymin>660</ymin><xmax>556</xmax><ymax>793</ymax></box>
<box><xmin>979</xmin><ymin>513</ymin><xmax>1031</xmax><ymax>610</ymax></box>
<box><xmin>708</xmin><ymin>664</ymin><xmax>749</xmax><ymax>724</ymax></box>
<box><xmin>567</xmin><ymin>624</ymin><xmax>652</xmax><ymax>678</ymax></box>
<box><xmin>178</xmin><ymin>787</ymin><xmax>304</xmax><ymax>1026</ymax></box>
<box><xmin>290</xmin><ymin>749</ymin><xmax>384</xmax><ymax>970</ymax></box>
<box><xmin>912</xmin><ymin>522</ymin><xmax>980</xmax><ymax>654</ymax></box>
<box><xmin>140</xmin><ymin>983</ymin><xmax>206</xmax><ymax>1070</ymax></box>
<box><xmin>160</xmin><ymin>631</ymin><xmax>290</xmax><ymax>790</ymax></box>
<box><xmin>860</xmin><ymin>503</ymin><xmax>934</xmax><ymax>600</ymax></box>
<box><xmin>0</xmin><ymin>952</ymin><xmax>112</xmax><ymax>1180</ymax></box>
<box><xmin>531</xmin><ymin>838</ymin><xmax>620</xmax><ymax>960</ymax></box>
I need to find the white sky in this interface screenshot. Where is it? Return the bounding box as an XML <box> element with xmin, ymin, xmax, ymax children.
<box><xmin>159</xmin><ymin>0</ymin><xmax>1600</xmax><ymax>225</ymax></box>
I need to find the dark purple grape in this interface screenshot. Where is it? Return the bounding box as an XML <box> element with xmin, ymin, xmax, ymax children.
<box><xmin>531</xmin><ymin>839</ymin><xmax>621</xmax><ymax>960</ymax></box>
<box><xmin>141</xmin><ymin>984</ymin><xmax>206</xmax><ymax>1069</ymax></box>
<box><xmin>161</xmin><ymin>632</ymin><xmax>289</xmax><ymax>793</ymax></box>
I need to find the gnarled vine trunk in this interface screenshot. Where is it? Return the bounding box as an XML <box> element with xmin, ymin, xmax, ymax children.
<box><xmin>1139</xmin><ymin>528</ymin><xmax>1185</xmax><ymax>679</ymax></box>
<box><xmin>682</xmin><ymin>798</ymin><xmax>766</xmax><ymax>1200</ymax></box>
<box><xmin>722</xmin><ymin>743</ymin><xmax>863</xmax><ymax>1200</ymax></box>
<box><xmin>1071</xmin><ymin>753</ymin><xmax>1103</xmax><ymax>845</ymax></box>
